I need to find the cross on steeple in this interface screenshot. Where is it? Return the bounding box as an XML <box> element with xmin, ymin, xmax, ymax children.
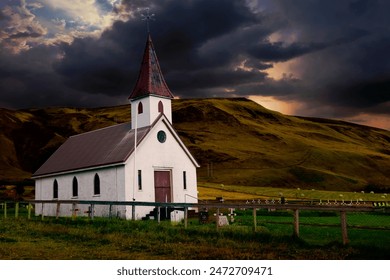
<box><xmin>129</xmin><ymin>9</ymin><xmax>173</xmax><ymax>130</ymax></box>
<box><xmin>141</xmin><ymin>8</ymin><xmax>155</xmax><ymax>33</ymax></box>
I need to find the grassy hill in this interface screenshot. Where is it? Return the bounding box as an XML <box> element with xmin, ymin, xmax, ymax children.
<box><xmin>1</xmin><ymin>98</ymin><xmax>389</xmax><ymax>192</ymax></box>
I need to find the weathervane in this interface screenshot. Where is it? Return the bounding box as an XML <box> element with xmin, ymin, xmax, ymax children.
<box><xmin>141</xmin><ymin>8</ymin><xmax>155</xmax><ymax>33</ymax></box>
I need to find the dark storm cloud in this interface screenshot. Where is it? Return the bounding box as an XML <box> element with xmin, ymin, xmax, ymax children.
<box><xmin>9</xmin><ymin>30</ymin><xmax>43</xmax><ymax>39</ymax></box>
<box><xmin>0</xmin><ymin>0</ymin><xmax>389</xmax><ymax>128</ymax></box>
<box><xmin>0</xmin><ymin>0</ymin><xmax>338</xmax><ymax>108</ymax></box>
<box><xmin>268</xmin><ymin>0</ymin><xmax>390</xmax><ymax>119</ymax></box>
<box><xmin>0</xmin><ymin>43</ymin><xmax>122</xmax><ymax>109</ymax></box>
<box><xmin>319</xmin><ymin>33</ymin><xmax>390</xmax><ymax>116</ymax></box>
<box><xmin>329</xmin><ymin>78</ymin><xmax>390</xmax><ymax>112</ymax></box>
<box><xmin>0</xmin><ymin>45</ymin><xmax>65</xmax><ymax>108</ymax></box>
<box><xmin>167</xmin><ymin>68</ymin><xmax>265</xmax><ymax>91</ymax></box>
<box><xmin>53</xmin><ymin>0</ymin><xmax>267</xmax><ymax>98</ymax></box>
<box><xmin>55</xmin><ymin>33</ymin><xmax>135</xmax><ymax>96</ymax></box>
<box><xmin>247</xmin><ymin>41</ymin><xmax>327</xmax><ymax>62</ymax></box>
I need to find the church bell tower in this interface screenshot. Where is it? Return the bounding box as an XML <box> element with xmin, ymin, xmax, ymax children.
<box><xmin>129</xmin><ymin>34</ymin><xmax>174</xmax><ymax>129</ymax></box>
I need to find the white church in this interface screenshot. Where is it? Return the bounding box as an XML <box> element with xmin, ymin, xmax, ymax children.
<box><xmin>32</xmin><ymin>34</ymin><xmax>199</xmax><ymax>220</ymax></box>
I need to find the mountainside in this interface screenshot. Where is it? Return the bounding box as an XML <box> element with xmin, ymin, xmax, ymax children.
<box><xmin>1</xmin><ymin>98</ymin><xmax>389</xmax><ymax>192</ymax></box>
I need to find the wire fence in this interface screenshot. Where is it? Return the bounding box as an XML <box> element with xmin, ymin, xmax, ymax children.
<box><xmin>1</xmin><ymin>199</ymin><xmax>389</xmax><ymax>247</ymax></box>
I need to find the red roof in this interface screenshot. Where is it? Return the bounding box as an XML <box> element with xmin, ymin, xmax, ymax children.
<box><xmin>129</xmin><ymin>34</ymin><xmax>174</xmax><ymax>100</ymax></box>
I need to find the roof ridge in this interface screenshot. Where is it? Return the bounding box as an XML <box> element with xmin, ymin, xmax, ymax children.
<box><xmin>69</xmin><ymin>121</ymin><xmax>131</xmax><ymax>138</ymax></box>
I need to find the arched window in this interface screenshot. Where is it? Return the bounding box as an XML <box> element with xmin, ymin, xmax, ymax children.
<box><xmin>138</xmin><ymin>102</ymin><xmax>143</xmax><ymax>114</ymax></box>
<box><xmin>94</xmin><ymin>173</ymin><xmax>100</xmax><ymax>195</ymax></box>
<box><xmin>53</xmin><ymin>179</ymin><xmax>58</xmax><ymax>199</ymax></box>
<box><xmin>138</xmin><ymin>170</ymin><xmax>142</xmax><ymax>190</ymax></box>
<box><xmin>183</xmin><ymin>171</ymin><xmax>187</xmax><ymax>190</ymax></box>
<box><xmin>158</xmin><ymin>101</ymin><xmax>164</xmax><ymax>113</ymax></box>
<box><xmin>72</xmin><ymin>176</ymin><xmax>78</xmax><ymax>197</ymax></box>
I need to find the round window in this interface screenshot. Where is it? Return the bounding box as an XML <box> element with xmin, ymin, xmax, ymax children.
<box><xmin>157</xmin><ymin>130</ymin><xmax>166</xmax><ymax>143</ymax></box>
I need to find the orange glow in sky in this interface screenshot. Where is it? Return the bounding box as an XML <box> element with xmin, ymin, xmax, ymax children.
<box><xmin>265</xmin><ymin>58</ymin><xmax>301</xmax><ymax>80</ymax></box>
<box><xmin>249</xmin><ymin>96</ymin><xmax>390</xmax><ymax>131</ymax></box>
<box><xmin>249</xmin><ymin>95</ymin><xmax>304</xmax><ymax>115</ymax></box>
<box><xmin>344</xmin><ymin>114</ymin><xmax>390</xmax><ymax>131</ymax></box>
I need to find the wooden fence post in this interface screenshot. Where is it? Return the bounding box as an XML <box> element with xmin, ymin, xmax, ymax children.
<box><xmin>216</xmin><ymin>208</ymin><xmax>220</xmax><ymax>231</ymax></box>
<box><xmin>184</xmin><ymin>207</ymin><xmax>188</xmax><ymax>229</ymax></box>
<box><xmin>4</xmin><ymin>202</ymin><xmax>7</xmax><ymax>219</ymax></box>
<box><xmin>293</xmin><ymin>209</ymin><xmax>300</xmax><ymax>238</ymax></box>
<box><xmin>253</xmin><ymin>208</ymin><xmax>257</xmax><ymax>232</ymax></box>
<box><xmin>27</xmin><ymin>203</ymin><xmax>32</xmax><ymax>220</ymax></box>
<box><xmin>41</xmin><ymin>203</ymin><xmax>44</xmax><ymax>220</ymax></box>
<box><xmin>157</xmin><ymin>206</ymin><xmax>161</xmax><ymax>224</ymax></box>
<box><xmin>109</xmin><ymin>204</ymin><xmax>113</xmax><ymax>219</ymax></box>
<box><xmin>90</xmin><ymin>204</ymin><xmax>94</xmax><ymax>220</ymax></box>
<box><xmin>15</xmin><ymin>202</ymin><xmax>19</xmax><ymax>218</ymax></box>
<box><xmin>340</xmin><ymin>211</ymin><xmax>349</xmax><ymax>245</ymax></box>
<box><xmin>71</xmin><ymin>203</ymin><xmax>77</xmax><ymax>220</ymax></box>
<box><xmin>56</xmin><ymin>202</ymin><xmax>60</xmax><ymax>219</ymax></box>
<box><xmin>132</xmin><ymin>204</ymin><xmax>136</xmax><ymax>221</ymax></box>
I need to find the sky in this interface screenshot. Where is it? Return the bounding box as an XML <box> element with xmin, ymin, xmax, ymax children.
<box><xmin>0</xmin><ymin>0</ymin><xmax>389</xmax><ymax>130</ymax></box>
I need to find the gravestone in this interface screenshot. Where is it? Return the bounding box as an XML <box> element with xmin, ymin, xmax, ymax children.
<box><xmin>218</xmin><ymin>215</ymin><xmax>229</xmax><ymax>227</ymax></box>
<box><xmin>228</xmin><ymin>208</ymin><xmax>236</xmax><ymax>223</ymax></box>
<box><xmin>170</xmin><ymin>209</ymin><xmax>184</xmax><ymax>224</ymax></box>
<box><xmin>199</xmin><ymin>210</ymin><xmax>209</xmax><ymax>224</ymax></box>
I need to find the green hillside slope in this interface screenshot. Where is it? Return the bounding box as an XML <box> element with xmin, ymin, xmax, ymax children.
<box><xmin>1</xmin><ymin>98</ymin><xmax>389</xmax><ymax>192</ymax></box>
<box><xmin>173</xmin><ymin>98</ymin><xmax>390</xmax><ymax>191</ymax></box>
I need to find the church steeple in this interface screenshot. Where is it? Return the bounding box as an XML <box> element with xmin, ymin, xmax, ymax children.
<box><xmin>129</xmin><ymin>34</ymin><xmax>174</xmax><ymax>129</ymax></box>
<box><xmin>129</xmin><ymin>34</ymin><xmax>174</xmax><ymax>100</ymax></box>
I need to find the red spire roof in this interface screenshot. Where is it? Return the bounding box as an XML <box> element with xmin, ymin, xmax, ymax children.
<box><xmin>129</xmin><ymin>34</ymin><xmax>174</xmax><ymax>100</ymax></box>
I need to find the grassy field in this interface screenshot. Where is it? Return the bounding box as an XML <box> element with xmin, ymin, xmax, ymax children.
<box><xmin>2</xmin><ymin>183</ymin><xmax>388</xmax><ymax>260</ymax></box>
<box><xmin>198</xmin><ymin>182</ymin><xmax>389</xmax><ymax>202</ymax></box>
<box><xmin>1</xmin><ymin>207</ymin><xmax>389</xmax><ymax>260</ymax></box>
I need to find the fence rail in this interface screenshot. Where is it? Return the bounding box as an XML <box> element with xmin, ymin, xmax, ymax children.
<box><xmin>1</xmin><ymin>199</ymin><xmax>389</xmax><ymax>246</ymax></box>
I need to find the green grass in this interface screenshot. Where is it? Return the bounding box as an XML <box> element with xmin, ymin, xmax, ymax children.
<box><xmin>1</xmin><ymin>209</ymin><xmax>389</xmax><ymax>260</ymax></box>
<box><xmin>0</xmin><ymin>218</ymin><xmax>281</xmax><ymax>259</ymax></box>
<box><xmin>198</xmin><ymin>182</ymin><xmax>389</xmax><ymax>201</ymax></box>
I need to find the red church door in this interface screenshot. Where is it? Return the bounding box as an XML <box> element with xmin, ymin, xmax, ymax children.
<box><xmin>154</xmin><ymin>171</ymin><xmax>171</xmax><ymax>203</ymax></box>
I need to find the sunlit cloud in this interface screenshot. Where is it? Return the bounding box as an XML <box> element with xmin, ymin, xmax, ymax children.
<box><xmin>0</xmin><ymin>0</ymin><xmax>131</xmax><ymax>53</ymax></box>
<box><xmin>268</xmin><ymin>30</ymin><xmax>300</xmax><ymax>45</ymax></box>
<box><xmin>40</xmin><ymin>0</ymin><xmax>131</xmax><ymax>42</ymax></box>
<box><xmin>42</xmin><ymin>0</ymin><xmax>108</xmax><ymax>26</ymax></box>
<box><xmin>265</xmin><ymin>58</ymin><xmax>301</xmax><ymax>80</ymax></box>
<box><xmin>0</xmin><ymin>0</ymin><xmax>47</xmax><ymax>53</ymax></box>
